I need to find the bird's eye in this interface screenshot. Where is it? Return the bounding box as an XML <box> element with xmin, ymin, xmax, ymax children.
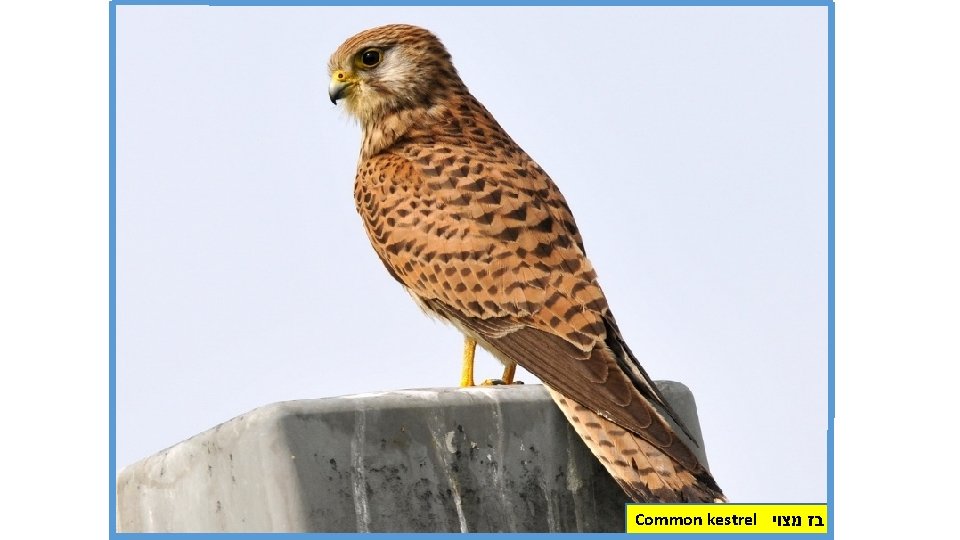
<box><xmin>359</xmin><ymin>48</ymin><xmax>382</xmax><ymax>68</ymax></box>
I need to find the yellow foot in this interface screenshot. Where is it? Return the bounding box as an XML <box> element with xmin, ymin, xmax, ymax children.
<box><xmin>481</xmin><ymin>378</ymin><xmax>524</xmax><ymax>386</ymax></box>
<box><xmin>481</xmin><ymin>363</ymin><xmax>522</xmax><ymax>386</ymax></box>
<box><xmin>460</xmin><ymin>339</ymin><xmax>522</xmax><ymax>387</ymax></box>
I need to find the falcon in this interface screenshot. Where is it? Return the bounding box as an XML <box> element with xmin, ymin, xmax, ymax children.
<box><xmin>328</xmin><ymin>24</ymin><xmax>725</xmax><ymax>503</ymax></box>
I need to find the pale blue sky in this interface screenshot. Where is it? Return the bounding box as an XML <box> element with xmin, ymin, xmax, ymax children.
<box><xmin>116</xmin><ymin>5</ymin><xmax>828</xmax><ymax>503</ymax></box>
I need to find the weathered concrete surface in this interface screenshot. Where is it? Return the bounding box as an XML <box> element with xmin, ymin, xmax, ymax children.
<box><xmin>117</xmin><ymin>382</ymin><xmax>710</xmax><ymax>532</ymax></box>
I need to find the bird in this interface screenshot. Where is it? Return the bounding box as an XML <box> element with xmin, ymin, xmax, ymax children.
<box><xmin>328</xmin><ymin>24</ymin><xmax>725</xmax><ymax>503</ymax></box>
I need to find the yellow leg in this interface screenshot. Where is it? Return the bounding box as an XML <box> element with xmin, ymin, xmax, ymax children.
<box><xmin>501</xmin><ymin>362</ymin><xmax>517</xmax><ymax>385</ymax></box>
<box><xmin>460</xmin><ymin>337</ymin><xmax>477</xmax><ymax>387</ymax></box>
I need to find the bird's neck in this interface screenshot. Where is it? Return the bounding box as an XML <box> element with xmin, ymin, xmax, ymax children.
<box><xmin>359</xmin><ymin>105</ymin><xmax>433</xmax><ymax>161</ymax></box>
<box><xmin>358</xmin><ymin>87</ymin><xmax>479</xmax><ymax>160</ymax></box>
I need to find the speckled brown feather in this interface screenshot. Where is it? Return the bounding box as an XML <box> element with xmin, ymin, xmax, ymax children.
<box><xmin>330</xmin><ymin>24</ymin><xmax>725</xmax><ymax>503</ymax></box>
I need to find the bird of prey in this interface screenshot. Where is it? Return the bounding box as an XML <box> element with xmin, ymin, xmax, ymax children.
<box><xmin>328</xmin><ymin>24</ymin><xmax>725</xmax><ymax>503</ymax></box>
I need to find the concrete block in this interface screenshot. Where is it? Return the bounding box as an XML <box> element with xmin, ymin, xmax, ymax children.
<box><xmin>117</xmin><ymin>382</ymin><xmax>710</xmax><ymax>532</ymax></box>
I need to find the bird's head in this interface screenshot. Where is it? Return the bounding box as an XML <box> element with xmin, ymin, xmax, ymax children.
<box><xmin>328</xmin><ymin>24</ymin><xmax>461</xmax><ymax>125</ymax></box>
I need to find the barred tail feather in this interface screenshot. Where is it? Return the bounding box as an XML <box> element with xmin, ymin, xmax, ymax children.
<box><xmin>547</xmin><ymin>387</ymin><xmax>726</xmax><ymax>503</ymax></box>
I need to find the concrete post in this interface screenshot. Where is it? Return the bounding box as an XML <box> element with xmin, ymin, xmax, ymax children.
<box><xmin>117</xmin><ymin>382</ymin><xmax>710</xmax><ymax>532</ymax></box>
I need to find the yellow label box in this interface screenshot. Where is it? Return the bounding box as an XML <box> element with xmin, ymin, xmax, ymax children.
<box><xmin>626</xmin><ymin>504</ymin><xmax>828</xmax><ymax>534</ymax></box>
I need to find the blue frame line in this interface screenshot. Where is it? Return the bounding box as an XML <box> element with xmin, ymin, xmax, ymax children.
<box><xmin>110</xmin><ymin>533</ymin><xmax>830</xmax><ymax>538</ymax></box>
<box><xmin>825</xmin><ymin>0</ymin><xmax>835</xmax><ymax>535</ymax></box>
<box><xmin>109</xmin><ymin>1</ymin><xmax>836</xmax><ymax>538</ymax></box>
<box><xmin>111</xmin><ymin>0</ymin><xmax>832</xmax><ymax>6</ymax></box>
<box><xmin>109</xmin><ymin>0</ymin><xmax>118</xmax><ymax>536</ymax></box>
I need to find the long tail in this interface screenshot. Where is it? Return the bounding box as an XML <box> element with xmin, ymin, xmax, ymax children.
<box><xmin>547</xmin><ymin>387</ymin><xmax>726</xmax><ymax>503</ymax></box>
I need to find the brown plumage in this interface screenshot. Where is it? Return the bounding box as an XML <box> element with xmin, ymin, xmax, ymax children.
<box><xmin>328</xmin><ymin>24</ymin><xmax>725</xmax><ymax>503</ymax></box>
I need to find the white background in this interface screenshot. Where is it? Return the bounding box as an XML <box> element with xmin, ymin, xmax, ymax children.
<box><xmin>115</xmin><ymin>5</ymin><xmax>826</xmax><ymax>503</ymax></box>
<box><xmin>2</xmin><ymin>0</ymin><xmax>958</xmax><ymax>537</ymax></box>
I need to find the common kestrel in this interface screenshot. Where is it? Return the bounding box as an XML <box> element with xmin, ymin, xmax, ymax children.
<box><xmin>328</xmin><ymin>24</ymin><xmax>725</xmax><ymax>503</ymax></box>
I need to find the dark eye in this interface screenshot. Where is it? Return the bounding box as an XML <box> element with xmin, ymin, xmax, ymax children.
<box><xmin>360</xmin><ymin>48</ymin><xmax>382</xmax><ymax>68</ymax></box>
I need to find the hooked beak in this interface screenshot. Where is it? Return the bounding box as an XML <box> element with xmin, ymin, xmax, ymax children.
<box><xmin>329</xmin><ymin>70</ymin><xmax>354</xmax><ymax>104</ymax></box>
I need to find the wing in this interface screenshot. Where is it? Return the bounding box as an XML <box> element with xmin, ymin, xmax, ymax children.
<box><xmin>355</xmin><ymin>149</ymin><xmax>704</xmax><ymax>472</ymax></box>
